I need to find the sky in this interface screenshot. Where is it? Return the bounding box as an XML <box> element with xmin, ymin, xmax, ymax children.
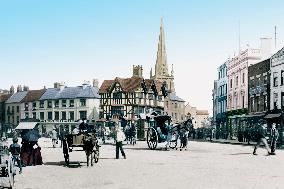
<box><xmin>1</xmin><ymin>0</ymin><xmax>284</xmax><ymax>115</ymax></box>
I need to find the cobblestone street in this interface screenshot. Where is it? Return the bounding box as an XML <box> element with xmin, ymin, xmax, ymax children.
<box><xmin>13</xmin><ymin>139</ymin><xmax>284</xmax><ymax>189</ymax></box>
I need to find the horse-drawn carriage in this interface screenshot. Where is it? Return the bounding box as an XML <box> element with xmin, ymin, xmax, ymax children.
<box><xmin>0</xmin><ymin>139</ymin><xmax>15</xmax><ymax>189</ymax></box>
<box><xmin>146</xmin><ymin>115</ymin><xmax>177</xmax><ymax>150</ymax></box>
<box><xmin>146</xmin><ymin>115</ymin><xmax>193</xmax><ymax>150</ymax></box>
<box><xmin>62</xmin><ymin>132</ymin><xmax>100</xmax><ymax>166</ymax></box>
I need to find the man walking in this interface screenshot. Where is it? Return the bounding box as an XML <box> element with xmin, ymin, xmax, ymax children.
<box><xmin>51</xmin><ymin>128</ymin><xmax>58</xmax><ymax>148</ymax></box>
<box><xmin>116</xmin><ymin>126</ymin><xmax>126</xmax><ymax>159</ymax></box>
<box><xmin>270</xmin><ymin>123</ymin><xmax>279</xmax><ymax>155</ymax></box>
<box><xmin>253</xmin><ymin>121</ymin><xmax>271</xmax><ymax>155</ymax></box>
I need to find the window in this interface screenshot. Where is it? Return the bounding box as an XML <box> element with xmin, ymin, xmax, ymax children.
<box><xmin>69</xmin><ymin>100</ymin><xmax>74</xmax><ymax>107</ymax></box>
<box><xmin>79</xmin><ymin>111</ymin><xmax>87</xmax><ymax>119</ymax></box>
<box><xmin>25</xmin><ymin>112</ymin><xmax>29</xmax><ymax>119</ymax></box>
<box><xmin>264</xmin><ymin>95</ymin><xmax>267</xmax><ymax>110</ymax></box>
<box><xmin>175</xmin><ymin>103</ymin><xmax>178</xmax><ymax>109</ymax></box>
<box><xmin>273</xmin><ymin>72</ymin><xmax>278</xmax><ymax>87</ymax></box>
<box><xmin>281</xmin><ymin>71</ymin><xmax>284</xmax><ymax>85</ymax></box>
<box><xmin>47</xmin><ymin>101</ymin><xmax>52</xmax><ymax>108</ymax></box>
<box><xmin>242</xmin><ymin>73</ymin><xmax>245</xmax><ymax>83</ymax></box>
<box><xmin>62</xmin><ymin>100</ymin><xmax>66</xmax><ymax>107</ymax></box>
<box><xmin>69</xmin><ymin>111</ymin><xmax>74</xmax><ymax>121</ymax></box>
<box><xmin>40</xmin><ymin>101</ymin><xmax>44</xmax><ymax>108</ymax></box>
<box><xmin>281</xmin><ymin>92</ymin><xmax>284</xmax><ymax>110</ymax></box>
<box><xmin>32</xmin><ymin>102</ymin><xmax>36</xmax><ymax>109</ymax></box>
<box><xmin>113</xmin><ymin>92</ymin><xmax>122</xmax><ymax>99</ymax></box>
<box><xmin>264</xmin><ymin>75</ymin><xmax>268</xmax><ymax>84</ymax></box>
<box><xmin>256</xmin><ymin>97</ymin><xmax>260</xmax><ymax>112</ymax></box>
<box><xmin>40</xmin><ymin>112</ymin><xmax>44</xmax><ymax>120</ymax></box>
<box><xmin>111</xmin><ymin>106</ymin><xmax>123</xmax><ymax>116</ymax></box>
<box><xmin>16</xmin><ymin>106</ymin><xmax>19</xmax><ymax>113</ymax></box>
<box><xmin>48</xmin><ymin>112</ymin><xmax>53</xmax><ymax>120</ymax></box>
<box><xmin>55</xmin><ymin>100</ymin><xmax>59</xmax><ymax>108</ymax></box>
<box><xmin>80</xmin><ymin>99</ymin><xmax>86</xmax><ymax>106</ymax></box>
<box><xmin>230</xmin><ymin>79</ymin><xmax>232</xmax><ymax>88</ymax></box>
<box><xmin>33</xmin><ymin>112</ymin><xmax>36</xmax><ymax>119</ymax></box>
<box><xmin>251</xmin><ymin>78</ymin><xmax>254</xmax><ymax>88</ymax></box>
<box><xmin>62</xmin><ymin>111</ymin><xmax>66</xmax><ymax>120</ymax></box>
<box><xmin>242</xmin><ymin>96</ymin><xmax>245</xmax><ymax>109</ymax></box>
<box><xmin>25</xmin><ymin>103</ymin><xmax>28</xmax><ymax>110</ymax></box>
<box><xmin>12</xmin><ymin>106</ymin><xmax>14</xmax><ymax>113</ymax></box>
<box><xmin>251</xmin><ymin>98</ymin><xmax>255</xmax><ymax>112</ymax></box>
<box><xmin>54</xmin><ymin>111</ymin><xmax>59</xmax><ymax>120</ymax></box>
<box><xmin>274</xmin><ymin>93</ymin><xmax>278</xmax><ymax>109</ymax></box>
<box><xmin>236</xmin><ymin>76</ymin><xmax>238</xmax><ymax>87</ymax></box>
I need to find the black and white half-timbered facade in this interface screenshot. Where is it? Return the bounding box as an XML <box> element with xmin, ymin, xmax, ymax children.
<box><xmin>99</xmin><ymin>76</ymin><xmax>167</xmax><ymax>120</ymax></box>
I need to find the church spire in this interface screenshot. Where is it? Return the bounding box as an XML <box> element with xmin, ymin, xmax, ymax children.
<box><xmin>155</xmin><ymin>18</ymin><xmax>169</xmax><ymax>77</ymax></box>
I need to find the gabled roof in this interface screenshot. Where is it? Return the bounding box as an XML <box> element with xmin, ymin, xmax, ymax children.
<box><xmin>0</xmin><ymin>94</ymin><xmax>12</xmax><ymax>103</ymax></box>
<box><xmin>40</xmin><ymin>86</ymin><xmax>100</xmax><ymax>100</ymax></box>
<box><xmin>21</xmin><ymin>89</ymin><xmax>46</xmax><ymax>103</ymax></box>
<box><xmin>100</xmin><ymin>77</ymin><xmax>165</xmax><ymax>94</ymax></box>
<box><xmin>6</xmin><ymin>91</ymin><xmax>28</xmax><ymax>103</ymax></box>
<box><xmin>99</xmin><ymin>80</ymin><xmax>114</xmax><ymax>93</ymax></box>
<box><xmin>114</xmin><ymin>77</ymin><xmax>143</xmax><ymax>93</ymax></box>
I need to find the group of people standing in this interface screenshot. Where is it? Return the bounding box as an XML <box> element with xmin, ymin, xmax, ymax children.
<box><xmin>253</xmin><ymin>122</ymin><xmax>279</xmax><ymax>155</ymax></box>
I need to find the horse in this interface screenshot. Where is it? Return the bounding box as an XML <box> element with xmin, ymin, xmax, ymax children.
<box><xmin>83</xmin><ymin>133</ymin><xmax>98</xmax><ymax>167</ymax></box>
<box><xmin>124</xmin><ymin>123</ymin><xmax>137</xmax><ymax>145</ymax></box>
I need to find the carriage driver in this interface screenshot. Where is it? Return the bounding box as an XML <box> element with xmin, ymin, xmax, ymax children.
<box><xmin>9</xmin><ymin>137</ymin><xmax>22</xmax><ymax>174</ymax></box>
<box><xmin>79</xmin><ymin>118</ymin><xmax>89</xmax><ymax>133</ymax></box>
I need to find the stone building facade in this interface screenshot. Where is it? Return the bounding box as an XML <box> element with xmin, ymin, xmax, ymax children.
<box><xmin>270</xmin><ymin>47</ymin><xmax>284</xmax><ymax>110</ymax></box>
<box><xmin>248</xmin><ymin>58</ymin><xmax>270</xmax><ymax>116</ymax></box>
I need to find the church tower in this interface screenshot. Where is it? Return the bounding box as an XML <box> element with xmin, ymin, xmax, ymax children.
<box><xmin>150</xmin><ymin>18</ymin><xmax>175</xmax><ymax>93</ymax></box>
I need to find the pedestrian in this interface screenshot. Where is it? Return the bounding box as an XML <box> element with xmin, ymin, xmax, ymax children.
<box><xmin>116</xmin><ymin>125</ymin><xmax>126</xmax><ymax>159</ymax></box>
<box><xmin>253</xmin><ymin>121</ymin><xmax>271</xmax><ymax>155</ymax></box>
<box><xmin>270</xmin><ymin>123</ymin><xmax>279</xmax><ymax>155</ymax></box>
<box><xmin>51</xmin><ymin>128</ymin><xmax>58</xmax><ymax>148</ymax></box>
<box><xmin>9</xmin><ymin>137</ymin><xmax>22</xmax><ymax>174</ymax></box>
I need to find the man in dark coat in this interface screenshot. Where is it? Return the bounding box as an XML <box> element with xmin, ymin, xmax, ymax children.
<box><xmin>270</xmin><ymin>123</ymin><xmax>279</xmax><ymax>155</ymax></box>
<box><xmin>253</xmin><ymin>122</ymin><xmax>271</xmax><ymax>155</ymax></box>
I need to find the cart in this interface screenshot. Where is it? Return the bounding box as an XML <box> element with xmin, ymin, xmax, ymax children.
<box><xmin>62</xmin><ymin>132</ymin><xmax>100</xmax><ymax>166</ymax></box>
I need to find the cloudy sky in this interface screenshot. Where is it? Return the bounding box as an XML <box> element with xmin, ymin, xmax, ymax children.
<box><xmin>1</xmin><ymin>0</ymin><xmax>284</xmax><ymax>114</ymax></box>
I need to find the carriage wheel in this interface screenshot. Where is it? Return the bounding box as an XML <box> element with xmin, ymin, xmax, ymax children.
<box><xmin>147</xmin><ymin>127</ymin><xmax>158</xmax><ymax>150</ymax></box>
<box><xmin>94</xmin><ymin>146</ymin><xmax>99</xmax><ymax>163</ymax></box>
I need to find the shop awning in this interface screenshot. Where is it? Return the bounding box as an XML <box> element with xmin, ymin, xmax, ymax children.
<box><xmin>15</xmin><ymin>122</ymin><xmax>38</xmax><ymax>130</ymax></box>
<box><xmin>264</xmin><ymin>113</ymin><xmax>282</xmax><ymax>119</ymax></box>
<box><xmin>245</xmin><ymin>113</ymin><xmax>265</xmax><ymax>118</ymax></box>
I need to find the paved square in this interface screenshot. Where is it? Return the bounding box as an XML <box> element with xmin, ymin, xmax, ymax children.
<box><xmin>14</xmin><ymin>139</ymin><xmax>284</xmax><ymax>189</ymax></box>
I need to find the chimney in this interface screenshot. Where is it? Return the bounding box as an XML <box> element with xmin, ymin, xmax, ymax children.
<box><xmin>132</xmin><ymin>65</ymin><xmax>143</xmax><ymax>78</ymax></box>
<box><xmin>82</xmin><ymin>81</ymin><xmax>90</xmax><ymax>89</ymax></box>
<box><xmin>54</xmin><ymin>82</ymin><xmax>60</xmax><ymax>89</ymax></box>
<box><xmin>93</xmin><ymin>79</ymin><xmax>99</xmax><ymax>88</ymax></box>
<box><xmin>17</xmin><ymin>85</ymin><xmax>22</xmax><ymax>92</ymax></box>
<box><xmin>23</xmin><ymin>85</ymin><xmax>29</xmax><ymax>91</ymax></box>
<box><xmin>59</xmin><ymin>82</ymin><xmax>65</xmax><ymax>91</ymax></box>
<box><xmin>10</xmin><ymin>86</ymin><xmax>15</xmax><ymax>94</ymax></box>
<box><xmin>260</xmin><ymin>37</ymin><xmax>272</xmax><ymax>60</ymax></box>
